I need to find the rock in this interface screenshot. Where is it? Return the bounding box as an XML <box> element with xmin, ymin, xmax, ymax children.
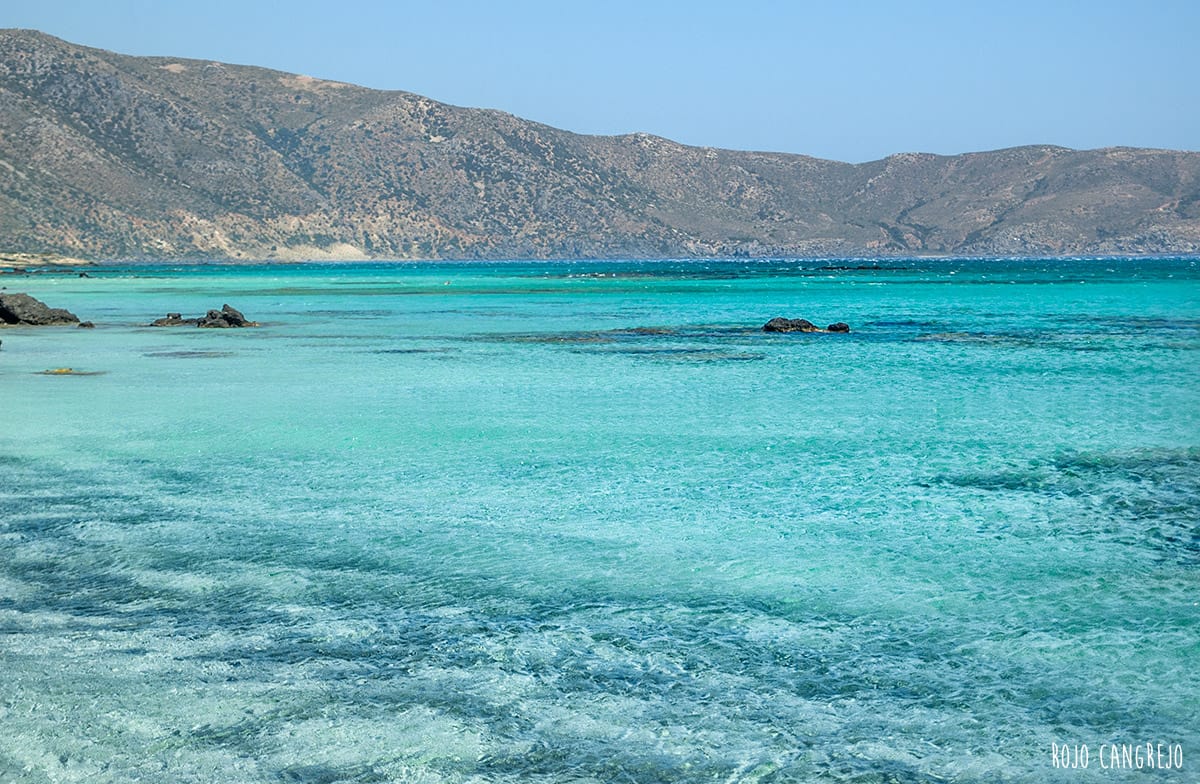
<box><xmin>79</xmin><ymin>272</ymin><xmax>91</xmax><ymax>278</ymax></box>
<box><xmin>762</xmin><ymin>317</ymin><xmax>822</xmax><ymax>333</ymax></box>
<box><xmin>152</xmin><ymin>304</ymin><xmax>258</xmax><ymax>328</ymax></box>
<box><xmin>219</xmin><ymin>304</ymin><xmax>252</xmax><ymax>326</ymax></box>
<box><xmin>0</xmin><ymin>292</ymin><xmax>81</xmax><ymax>325</ymax></box>
<box><xmin>150</xmin><ymin>314</ymin><xmax>198</xmax><ymax>327</ymax></box>
<box><xmin>198</xmin><ymin>309</ymin><xmax>230</xmax><ymax>328</ymax></box>
<box><xmin>78</xmin><ymin>321</ymin><xmax>95</xmax><ymax>328</ymax></box>
<box><xmin>762</xmin><ymin>317</ymin><xmax>851</xmax><ymax>333</ymax></box>
<box><xmin>199</xmin><ymin>304</ymin><xmax>258</xmax><ymax>328</ymax></box>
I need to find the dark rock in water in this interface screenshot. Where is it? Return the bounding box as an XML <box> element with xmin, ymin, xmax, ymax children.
<box><xmin>199</xmin><ymin>304</ymin><xmax>258</xmax><ymax>328</ymax></box>
<box><xmin>220</xmin><ymin>304</ymin><xmax>251</xmax><ymax>326</ymax></box>
<box><xmin>0</xmin><ymin>292</ymin><xmax>81</xmax><ymax>325</ymax></box>
<box><xmin>78</xmin><ymin>321</ymin><xmax>95</xmax><ymax>329</ymax></box>
<box><xmin>152</xmin><ymin>304</ymin><xmax>258</xmax><ymax>328</ymax></box>
<box><xmin>762</xmin><ymin>317</ymin><xmax>851</xmax><ymax>333</ymax></box>
<box><xmin>204</xmin><ymin>302</ymin><xmax>258</xmax><ymax>326</ymax></box>
<box><xmin>79</xmin><ymin>272</ymin><xmax>91</xmax><ymax>278</ymax></box>
<box><xmin>763</xmin><ymin>317</ymin><xmax>821</xmax><ymax>333</ymax></box>
<box><xmin>151</xmin><ymin>314</ymin><xmax>198</xmax><ymax>327</ymax></box>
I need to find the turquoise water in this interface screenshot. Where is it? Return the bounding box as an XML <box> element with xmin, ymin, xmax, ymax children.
<box><xmin>1</xmin><ymin>259</ymin><xmax>1197</xmax><ymax>783</ymax></box>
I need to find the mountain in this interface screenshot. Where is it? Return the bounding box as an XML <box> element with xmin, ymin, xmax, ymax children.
<box><xmin>2</xmin><ymin>29</ymin><xmax>1199</xmax><ymax>261</ymax></box>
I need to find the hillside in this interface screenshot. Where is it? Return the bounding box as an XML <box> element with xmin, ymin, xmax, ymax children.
<box><xmin>2</xmin><ymin>29</ymin><xmax>1199</xmax><ymax>260</ymax></box>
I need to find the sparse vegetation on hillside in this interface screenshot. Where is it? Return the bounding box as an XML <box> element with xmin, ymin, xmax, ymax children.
<box><xmin>1</xmin><ymin>30</ymin><xmax>1198</xmax><ymax>260</ymax></box>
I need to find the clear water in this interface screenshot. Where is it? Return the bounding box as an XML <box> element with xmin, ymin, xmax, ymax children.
<box><xmin>1</xmin><ymin>259</ymin><xmax>1197</xmax><ymax>783</ymax></box>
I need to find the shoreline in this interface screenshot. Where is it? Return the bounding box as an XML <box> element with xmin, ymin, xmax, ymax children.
<box><xmin>0</xmin><ymin>252</ymin><xmax>96</xmax><ymax>270</ymax></box>
<box><xmin>4</xmin><ymin>253</ymin><xmax>1200</xmax><ymax>270</ymax></box>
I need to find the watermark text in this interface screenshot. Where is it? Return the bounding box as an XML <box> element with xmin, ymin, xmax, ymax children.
<box><xmin>1052</xmin><ymin>742</ymin><xmax>1183</xmax><ymax>771</ymax></box>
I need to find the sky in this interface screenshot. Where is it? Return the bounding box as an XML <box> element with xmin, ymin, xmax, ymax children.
<box><xmin>4</xmin><ymin>0</ymin><xmax>1197</xmax><ymax>163</ymax></box>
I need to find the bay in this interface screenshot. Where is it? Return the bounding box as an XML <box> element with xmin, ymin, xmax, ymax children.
<box><xmin>1</xmin><ymin>258</ymin><xmax>1197</xmax><ymax>782</ymax></box>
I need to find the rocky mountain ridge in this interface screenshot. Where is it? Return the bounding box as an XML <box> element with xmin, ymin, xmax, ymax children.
<box><xmin>2</xmin><ymin>29</ymin><xmax>1199</xmax><ymax>260</ymax></box>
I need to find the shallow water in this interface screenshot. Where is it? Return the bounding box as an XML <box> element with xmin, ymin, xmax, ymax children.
<box><xmin>1</xmin><ymin>259</ymin><xmax>1197</xmax><ymax>782</ymax></box>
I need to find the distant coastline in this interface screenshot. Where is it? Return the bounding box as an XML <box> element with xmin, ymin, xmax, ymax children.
<box><xmin>4</xmin><ymin>252</ymin><xmax>1199</xmax><ymax>270</ymax></box>
<box><xmin>0</xmin><ymin>252</ymin><xmax>95</xmax><ymax>269</ymax></box>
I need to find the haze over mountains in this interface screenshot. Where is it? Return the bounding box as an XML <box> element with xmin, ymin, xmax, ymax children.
<box><xmin>2</xmin><ymin>29</ymin><xmax>1198</xmax><ymax>261</ymax></box>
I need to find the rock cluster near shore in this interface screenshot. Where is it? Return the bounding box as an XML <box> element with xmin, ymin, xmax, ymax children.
<box><xmin>0</xmin><ymin>293</ymin><xmax>81</xmax><ymax>326</ymax></box>
<box><xmin>151</xmin><ymin>304</ymin><xmax>258</xmax><ymax>328</ymax></box>
<box><xmin>762</xmin><ymin>317</ymin><xmax>850</xmax><ymax>333</ymax></box>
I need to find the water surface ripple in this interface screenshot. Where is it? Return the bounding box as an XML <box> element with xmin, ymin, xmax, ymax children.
<box><xmin>1</xmin><ymin>258</ymin><xmax>1197</xmax><ymax>783</ymax></box>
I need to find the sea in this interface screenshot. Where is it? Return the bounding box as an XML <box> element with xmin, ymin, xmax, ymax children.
<box><xmin>0</xmin><ymin>258</ymin><xmax>1197</xmax><ymax>783</ymax></box>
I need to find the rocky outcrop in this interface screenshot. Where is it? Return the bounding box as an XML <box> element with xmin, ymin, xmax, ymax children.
<box><xmin>150</xmin><ymin>304</ymin><xmax>258</xmax><ymax>328</ymax></box>
<box><xmin>199</xmin><ymin>304</ymin><xmax>257</xmax><ymax>328</ymax></box>
<box><xmin>150</xmin><ymin>312</ymin><xmax>196</xmax><ymax>326</ymax></box>
<box><xmin>762</xmin><ymin>317</ymin><xmax>850</xmax><ymax>333</ymax></box>
<box><xmin>763</xmin><ymin>317</ymin><xmax>821</xmax><ymax>333</ymax></box>
<box><xmin>0</xmin><ymin>292</ymin><xmax>80</xmax><ymax>325</ymax></box>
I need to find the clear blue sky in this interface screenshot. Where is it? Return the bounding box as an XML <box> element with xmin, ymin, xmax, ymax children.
<box><xmin>5</xmin><ymin>0</ymin><xmax>1197</xmax><ymax>162</ymax></box>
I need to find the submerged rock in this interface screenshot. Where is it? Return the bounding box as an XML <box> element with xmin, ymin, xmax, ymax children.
<box><xmin>37</xmin><ymin>367</ymin><xmax>105</xmax><ymax>376</ymax></box>
<box><xmin>0</xmin><ymin>292</ymin><xmax>81</xmax><ymax>325</ymax></box>
<box><xmin>150</xmin><ymin>304</ymin><xmax>258</xmax><ymax>328</ymax></box>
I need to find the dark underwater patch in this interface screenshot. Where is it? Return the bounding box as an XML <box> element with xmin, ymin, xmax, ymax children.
<box><xmin>144</xmin><ymin>350</ymin><xmax>236</xmax><ymax>358</ymax></box>
<box><xmin>913</xmin><ymin>331</ymin><xmax>1036</xmax><ymax>346</ymax></box>
<box><xmin>908</xmin><ymin>328</ymin><xmax>1198</xmax><ymax>353</ymax></box>
<box><xmin>464</xmin><ymin>323</ymin><xmax>775</xmax><ymax>364</ymax></box>
<box><xmin>279</xmin><ymin>763</ymin><xmax>391</xmax><ymax>784</ymax></box>
<box><xmin>867</xmin><ymin>319</ymin><xmax>945</xmax><ymax>329</ymax></box>
<box><xmin>1048</xmin><ymin>314</ymin><xmax>1200</xmax><ymax>332</ymax></box>
<box><xmin>286</xmin><ymin>309</ymin><xmax>396</xmax><ymax>319</ymax></box>
<box><xmin>368</xmin><ymin>348</ymin><xmax>457</xmax><ymax>355</ymax></box>
<box><xmin>573</xmin><ymin>346</ymin><xmax>766</xmax><ymax>362</ymax></box>
<box><xmin>474</xmin><ymin>324</ymin><xmax>761</xmax><ymax>346</ymax></box>
<box><xmin>35</xmin><ymin>368</ymin><xmax>107</xmax><ymax>376</ymax></box>
<box><xmin>928</xmin><ymin>447</ymin><xmax>1200</xmax><ymax>563</ymax></box>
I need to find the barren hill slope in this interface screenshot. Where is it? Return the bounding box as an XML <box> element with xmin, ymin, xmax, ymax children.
<box><xmin>2</xmin><ymin>30</ymin><xmax>1198</xmax><ymax>260</ymax></box>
